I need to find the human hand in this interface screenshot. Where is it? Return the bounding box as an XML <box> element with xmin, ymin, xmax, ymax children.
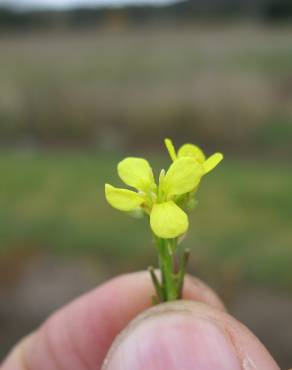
<box><xmin>2</xmin><ymin>271</ymin><xmax>280</xmax><ymax>370</ymax></box>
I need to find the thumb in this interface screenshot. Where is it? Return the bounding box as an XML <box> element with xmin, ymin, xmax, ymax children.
<box><xmin>102</xmin><ymin>301</ymin><xmax>280</xmax><ymax>370</ymax></box>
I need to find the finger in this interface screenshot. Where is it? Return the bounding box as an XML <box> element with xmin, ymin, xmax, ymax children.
<box><xmin>184</xmin><ymin>275</ymin><xmax>226</xmax><ymax>311</ymax></box>
<box><xmin>103</xmin><ymin>301</ymin><xmax>280</xmax><ymax>370</ymax></box>
<box><xmin>2</xmin><ymin>271</ymin><xmax>224</xmax><ymax>370</ymax></box>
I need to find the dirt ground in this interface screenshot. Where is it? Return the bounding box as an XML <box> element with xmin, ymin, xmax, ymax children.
<box><xmin>1</xmin><ymin>254</ymin><xmax>292</xmax><ymax>369</ymax></box>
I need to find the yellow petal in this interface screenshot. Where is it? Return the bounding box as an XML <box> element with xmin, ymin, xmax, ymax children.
<box><xmin>150</xmin><ymin>201</ymin><xmax>188</xmax><ymax>238</ymax></box>
<box><xmin>105</xmin><ymin>183</ymin><xmax>143</xmax><ymax>211</ymax></box>
<box><xmin>203</xmin><ymin>153</ymin><xmax>223</xmax><ymax>174</ymax></box>
<box><xmin>117</xmin><ymin>157</ymin><xmax>155</xmax><ymax>192</ymax></box>
<box><xmin>177</xmin><ymin>143</ymin><xmax>205</xmax><ymax>163</ymax></box>
<box><xmin>164</xmin><ymin>138</ymin><xmax>177</xmax><ymax>161</ymax></box>
<box><xmin>162</xmin><ymin>157</ymin><xmax>204</xmax><ymax>197</ymax></box>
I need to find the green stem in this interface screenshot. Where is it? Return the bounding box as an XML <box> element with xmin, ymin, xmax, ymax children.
<box><xmin>155</xmin><ymin>237</ymin><xmax>179</xmax><ymax>301</ymax></box>
<box><xmin>148</xmin><ymin>266</ymin><xmax>164</xmax><ymax>302</ymax></box>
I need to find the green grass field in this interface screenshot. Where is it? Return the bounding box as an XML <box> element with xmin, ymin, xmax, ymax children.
<box><xmin>1</xmin><ymin>150</ymin><xmax>292</xmax><ymax>290</ymax></box>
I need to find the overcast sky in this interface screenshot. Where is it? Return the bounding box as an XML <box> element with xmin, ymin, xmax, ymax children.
<box><xmin>3</xmin><ymin>0</ymin><xmax>174</xmax><ymax>9</ymax></box>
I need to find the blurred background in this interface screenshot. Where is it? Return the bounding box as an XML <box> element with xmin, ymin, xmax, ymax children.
<box><xmin>0</xmin><ymin>0</ymin><xmax>292</xmax><ymax>367</ymax></box>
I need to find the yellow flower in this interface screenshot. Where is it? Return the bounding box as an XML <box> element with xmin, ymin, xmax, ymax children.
<box><xmin>105</xmin><ymin>156</ymin><xmax>203</xmax><ymax>239</ymax></box>
<box><xmin>165</xmin><ymin>138</ymin><xmax>223</xmax><ymax>174</ymax></box>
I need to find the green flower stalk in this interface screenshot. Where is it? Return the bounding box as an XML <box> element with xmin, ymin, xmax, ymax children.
<box><xmin>105</xmin><ymin>138</ymin><xmax>223</xmax><ymax>303</ymax></box>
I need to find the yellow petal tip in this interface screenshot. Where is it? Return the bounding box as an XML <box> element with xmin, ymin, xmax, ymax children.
<box><xmin>204</xmin><ymin>152</ymin><xmax>224</xmax><ymax>174</ymax></box>
<box><xmin>164</xmin><ymin>138</ymin><xmax>177</xmax><ymax>162</ymax></box>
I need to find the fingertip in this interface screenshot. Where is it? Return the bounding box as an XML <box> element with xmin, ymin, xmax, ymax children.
<box><xmin>103</xmin><ymin>301</ymin><xmax>280</xmax><ymax>370</ymax></box>
<box><xmin>184</xmin><ymin>274</ymin><xmax>226</xmax><ymax>311</ymax></box>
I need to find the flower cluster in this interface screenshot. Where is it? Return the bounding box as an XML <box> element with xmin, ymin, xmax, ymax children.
<box><xmin>105</xmin><ymin>138</ymin><xmax>223</xmax><ymax>239</ymax></box>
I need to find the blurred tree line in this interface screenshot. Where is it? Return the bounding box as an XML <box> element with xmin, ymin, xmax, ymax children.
<box><xmin>0</xmin><ymin>0</ymin><xmax>292</xmax><ymax>30</ymax></box>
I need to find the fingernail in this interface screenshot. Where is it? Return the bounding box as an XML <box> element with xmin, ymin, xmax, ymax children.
<box><xmin>103</xmin><ymin>310</ymin><xmax>241</xmax><ymax>370</ymax></box>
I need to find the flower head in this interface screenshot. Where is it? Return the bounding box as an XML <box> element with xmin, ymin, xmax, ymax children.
<box><xmin>165</xmin><ymin>138</ymin><xmax>223</xmax><ymax>174</ymax></box>
<box><xmin>105</xmin><ymin>156</ymin><xmax>203</xmax><ymax>239</ymax></box>
<box><xmin>104</xmin><ymin>139</ymin><xmax>224</xmax><ymax>303</ymax></box>
<box><xmin>105</xmin><ymin>138</ymin><xmax>223</xmax><ymax>240</ymax></box>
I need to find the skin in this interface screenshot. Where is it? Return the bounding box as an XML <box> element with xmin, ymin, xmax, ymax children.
<box><xmin>1</xmin><ymin>271</ymin><xmax>282</xmax><ymax>370</ymax></box>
